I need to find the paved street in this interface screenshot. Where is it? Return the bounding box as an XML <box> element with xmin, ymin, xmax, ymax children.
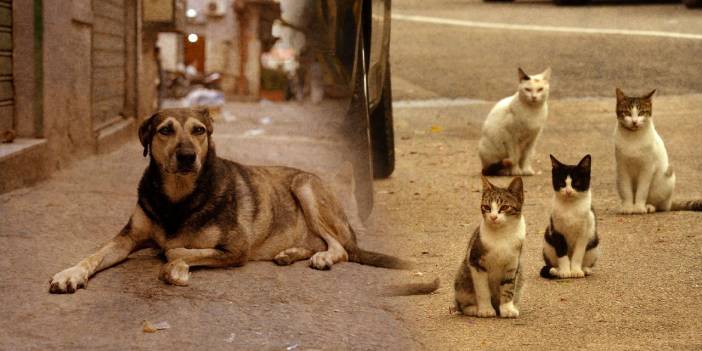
<box><xmin>1</xmin><ymin>1</ymin><xmax>700</xmax><ymax>350</ymax></box>
<box><xmin>382</xmin><ymin>1</ymin><xmax>702</xmax><ymax>350</ymax></box>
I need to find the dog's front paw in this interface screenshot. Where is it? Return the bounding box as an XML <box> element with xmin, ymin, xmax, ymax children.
<box><xmin>645</xmin><ymin>204</ymin><xmax>657</xmax><ymax>213</ymax></box>
<box><xmin>50</xmin><ymin>266</ymin><xmax>89</xmax><ymax>294</ymax></box>
<box><xmin>499</xmin><ymin>302</ymin><xmax>520</xmax><ymax>318</ymax></box>
<box><xmin>159</xmin><ymin>259</ymin><xmax>190</xmax><ymax>286</ymax></box>
<box><xmin>309</xmin><ymin>252</ymin><xmax>334</xmax><ymax>270</ymax></box>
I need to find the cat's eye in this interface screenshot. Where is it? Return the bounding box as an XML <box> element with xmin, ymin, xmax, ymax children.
<box><xmin>192</xmin><ymin>126</ymin><xmax>206</xmax><ymax>135</ymax></box>
<box><xmin>481</xmin><ymin>205</ymin><xmax>491</xmax><ymax>212</ymax></box>
<box><xmin>158</xmin><ymin>126</ymin><xmax>174</xmax><ymax>136</ymax></box>
<box><xmin>537</xmin><ymin>88</ymin><xmax>543</xmax><ymax>92</ymax></box>
<box><xmin>525</xmin><ymin>88</ymin><xmax>532</xmax><ymax>92</ymax></box>
<box><xmin>499</xmin><ymin>205</ymin><xmax>511</xmax><ymax>212</ymax></box>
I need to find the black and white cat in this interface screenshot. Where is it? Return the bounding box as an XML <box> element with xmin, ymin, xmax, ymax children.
<box><xmin>614</xmin><ymin>88</ymin><xmax>702</xmax><ymax>213</ymax></box>
<box><xmin>541</xmin><ymin>155</ymin><xmax>600</xmax><ymax>279</ymax></box>
<box><xmin>454</xmin><ymin>176</ymin><xmax>525</xmax><ymax>318</ymax></box>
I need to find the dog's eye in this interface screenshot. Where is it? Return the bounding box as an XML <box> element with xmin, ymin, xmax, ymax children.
<box><xmin>192</xmin><ymin>126</ymin><xmax>206</xmax><ymax>135</ymax></box>
<box><xmin>158</xmin><ymin>126</ymin><xmax>173</xmax><ymax>136</ymax></box>
<box><xmin>480</xmin><ymin>205</ymin><xmax>491</xmax><ymax>212</ymax></box>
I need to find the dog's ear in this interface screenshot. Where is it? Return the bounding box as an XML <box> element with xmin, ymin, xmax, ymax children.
<box><xmin>197</xmin><ymin>108</ymin><xmax>214</xmax><ymax>135</ymax></box>
<box><xmin>138</xmin><ymin>112</ymin><xmax>160</xmax><ymax>157</ymax></box>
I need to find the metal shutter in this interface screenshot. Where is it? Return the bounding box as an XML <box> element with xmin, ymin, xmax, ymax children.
<box><xmin>0</xmin><ymin>0</ymin><xmax>12</xmax><ymax>132</ymax></box>
<box><xmin>92</xmin><ymin>0</ymin><xmax>126</xmax><ymax>131</ymax></box>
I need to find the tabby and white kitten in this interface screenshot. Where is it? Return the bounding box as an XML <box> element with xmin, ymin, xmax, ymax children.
<box><xmin>541</xmin><ymin>155</ymin><xmax>600</xmax><ymax>279</ymax></box>
<box><xmin>454</xmin><ymin>176</ymin><xmax>525</xmax><ymax>318</ymax></box>
<box><xmin>614</xmin><ymin>88</ymin><xmax>702</xmax><ymax>213</ymax></box>
<box><xmin>478</xmin><ymin>67</ymin><xmax>551</xmax><ymax>176</ymax></box>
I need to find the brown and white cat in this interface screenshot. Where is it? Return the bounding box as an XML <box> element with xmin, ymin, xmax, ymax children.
<box><xmin>454</xmin><ymin>176</ymin><xmax>525</xmax><ymax>318</ymax></box>
<box><xmin>479</xmin><ymin>68</ymin><xmax>551</xmax><ymax>176</ymax></box>
<box><xmin>614</xmin><ymin>88</ymin><xmax>702</xmax><ymax>213</ymax></box>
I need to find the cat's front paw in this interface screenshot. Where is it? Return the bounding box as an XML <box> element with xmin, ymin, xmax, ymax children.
<box><xmin>631</xmin><ymin>204</ymin><xmax>648</xmax><ymax>214</ymax></box>
<box><xmin>618</xmin><ymin>204</ymin><xmax>635</xmax><ymax>214</ymax></box>
<box><xmin>476</xmin><ymin>306</ymin><xmax>497</xmax><ymax>318</ymax></box>
<box><xmin>499</xmin><ymin>302</ymin><xmax>520</xmax><ymax>318</ymax></box>
<box><xmin>521</xmin><ymin>166</ymin><xmax>535</xmax><ymax>176</ymax></box>
<box><xmin>549</xmin><ymin>267</ymin><xmax>571</xmax><ymax>279</ymax></box>
<box><xmin>569</xmin><ymin>268</ymin><xmax>585</xmax><ymax>278</ymax></box>
<box><xmin>645</xmin><ymin>204</ymin><xmax>657</xmax><ymax>213</ymax></box>
<box><xmin>509</xmin><ymin>166</ymin><xmax>523</xmax><ymax>176</ymax></box>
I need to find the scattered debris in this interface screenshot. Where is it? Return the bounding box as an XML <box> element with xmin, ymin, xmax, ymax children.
<box><xmin>286</xmin><ymin>343</ymin><xmax>300</xmax><ymax>351</ymax></box>
<box><xmin>142</xmin><ymin>320</ymin><xmax>171</xmax><ymax>333</ymax></box>
<box><xmin>242</xmin><ymin>128</ymin><xmax>265</xmax><ymax>137</ymax></box>
<box><xmin>430</xmin><ymin>125</ymin><xmax>442</xmax><ymax>133</ymax></box>
<box><xmin>225</xmin><ymin>333</ymin><xmax>236</xmax><ymax>343</ymax></box>
<box><xmin>259</xmin><ymin>116</ymin><xmax>273</xmax><ymax>125</ymax></box>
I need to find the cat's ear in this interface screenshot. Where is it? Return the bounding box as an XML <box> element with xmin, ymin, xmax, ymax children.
<box><xmin>615</xmin><ymin>88</ymin><xmax>626</xmax><ymax>101</ymax></box>
<box><xmin>507</xmin><ymin>177</ymin><xmax>524</xmax><ymax>202</ymax></box>
<box><xmin>541</xmin><ymin>67</ymin><xmax>552</xmax><ymax>81</ymax></box>
<box><xmin>481</xmin><ymin>176</ymin><xmax>495</xmax><ymax>191</ymax></box>
<box><xmin>643</xmin><ymin>89</ymin><xmax>656</xmax><ymax>100</ymax></box>
<box><xmin>549</xmin><ymin>154</ymin><xmax>563</xmax><ymax>169</ymax></box>
<box><xmin>577</xmin><ymin>154</ymin><xmax>592</xmax><ymax>172</ymax></box>
<box><xmin>517</xmin><ymin>68</ymin><xmax>530</xmax><ymax>81</ymax></box>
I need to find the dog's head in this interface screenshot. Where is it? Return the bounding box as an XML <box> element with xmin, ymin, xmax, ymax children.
<box><xmin>138</xmin><ymin>108</ymin><xmax>214</xmax><ymax>175</ymax></box>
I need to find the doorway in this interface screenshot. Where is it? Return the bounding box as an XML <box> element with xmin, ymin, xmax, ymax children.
<box><xmin>184</xmin><ymin>33</ymin><xmax>205</xmax><ymax>74</ymax></box>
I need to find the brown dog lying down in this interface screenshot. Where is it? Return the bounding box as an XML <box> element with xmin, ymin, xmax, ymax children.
<box><xmin>49</xmin><ymin>108</ymin><xmax>437</xmax><ymax>295</ymax></box>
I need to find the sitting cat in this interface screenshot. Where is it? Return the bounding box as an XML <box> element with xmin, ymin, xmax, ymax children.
<box><xmin>479</xmin><ymin>67</ymin><xmax>551</xmax><ymax>176</ymax></box>
<box><xmin>541</xmin><ymin>154</ymin><xmax>600</xmax><ymax>279</ymax></box>
<box><xmin>614</xmin><ymin>88</ymin><xmax>702</xmax><ymax>213</ymax></box>
<box><xmin>454</xmin><ymin>176</ymin><xmax>525</xmax><ymax>318</ymax></box>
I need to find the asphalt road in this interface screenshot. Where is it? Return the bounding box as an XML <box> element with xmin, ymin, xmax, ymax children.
<box><xmin>390</xmin><ymin>0</ymin><xmax>702</xmax><ymax>100</ymax></box>
<box><xmin>382</xmin><ymin>1</ymin><xmax>702</xmax><ymax>350</ymax></box>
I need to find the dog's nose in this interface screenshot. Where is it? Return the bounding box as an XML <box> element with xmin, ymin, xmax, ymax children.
<box><xmin>176</xmin><ymin>151</ymin><xmax>196</xmax><ymax>165</ymax></box>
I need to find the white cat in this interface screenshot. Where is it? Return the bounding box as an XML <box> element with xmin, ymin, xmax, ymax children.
<box><xmin>614</xmin><ymin>88</ymin><xmax>701</xmax><ymax>213</ymax></box>
<box><xmin>478</xmin><ymin>67</ymin><xmax>551</xmax><ymax>176</ymax></box>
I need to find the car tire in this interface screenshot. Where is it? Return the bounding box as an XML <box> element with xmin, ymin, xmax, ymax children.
<box><xmin>369</xmin><ymin>62</ymin><xmax>395</xmax><ymax>179</ymax></box>
<box><xmin>554</xmin><ymin>0</ymin><xmax>590</xmax><ymax>5</ymax></box>
<box><xmin>683</xmin><ymin>0</ymin><xmax>701</xmax><ymax>8</ymax></box>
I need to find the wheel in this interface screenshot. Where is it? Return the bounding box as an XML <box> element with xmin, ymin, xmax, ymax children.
<box><xmin>553</xmin><ymin>0</ymin><xmax>590</xmax><ymax>5</ymax></box>
<box><xmin>369</xmin><ymin>62</ymin><xmax>395</xmax><ymax>179</ymax></box>
<box><xmin>684</xmin><ymin>0</ymin><xmax>702</xmax><ymax>8</ymax></box>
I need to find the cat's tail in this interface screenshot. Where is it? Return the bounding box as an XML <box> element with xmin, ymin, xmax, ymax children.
<box><xmin>540</xmin><ymin>265</ymin><xmax>558</xmax><ymax>279</ymax></box>
<box><xmin>481</xmin><ymin>159</ymin><xmax>513</xmax><ymax>176</ymax></box>
<box><xmin>670</xmin><ymin>200</ymin><xmax>702</xmax><ymax>211</ymax></box>
<box><xmin>381</xmin><ymin>278</ymin><xmax>440</xmax><ymax>297</ymax></box>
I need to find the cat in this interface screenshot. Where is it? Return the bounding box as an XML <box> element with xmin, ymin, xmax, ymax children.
<box><xmin>541</xmin><ymin>154</ymin><xmax>600</xmax><ymax>279</ymax></box>
<box><xmin>454</xmin><ymin>176</ymin><xmax>525</xmax><ymax>318</ymax></box>
<box><xmin>479</xmin><ymin>67</ymin><xmax>551</xmax><ymax>176</ymax></box>
<box><xmin>614</xmin><ymin>88</ymin><xmax>702</xmax><ymax>213</ymax></box>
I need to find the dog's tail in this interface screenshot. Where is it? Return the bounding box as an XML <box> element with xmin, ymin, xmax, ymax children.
<box><xmin>481</xmin><ymin>159</ymin><xmax>512</xmax><ymax>176</ymax></box>
<box><xmin>347</xmin><ymin>247</ymin><xmax>414</xmax><ymax>270</ymax></box>
<box><xmin>381</xmin><ymin>278</ymin><xmax>440</xmax><ymax>297</ymax></box>
<box><xmin>347</xmin><ymin>246</ymin><xmax>439</xmax><ymax>296</ymax></box>
<box><xmin>540</xmin><ymin>265</ymin><xmax>557</xmax><ymax>279</ymax></box>
<box><xmin>670</xmin><ymin>200</ymin><xmax>702</xmax><ymax>211</ymax></box>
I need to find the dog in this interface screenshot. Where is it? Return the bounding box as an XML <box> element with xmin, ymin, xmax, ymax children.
<box><xmin>49</xmin><ymin>108</ymin><xmax>436</xmax><ymax>294</ymax></box>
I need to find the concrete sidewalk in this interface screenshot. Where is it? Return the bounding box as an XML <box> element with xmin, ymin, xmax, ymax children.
<box><xmin>0</xmin><ymin>101</ymin><xmax>419</xmax><ymax>350</ymax></box>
